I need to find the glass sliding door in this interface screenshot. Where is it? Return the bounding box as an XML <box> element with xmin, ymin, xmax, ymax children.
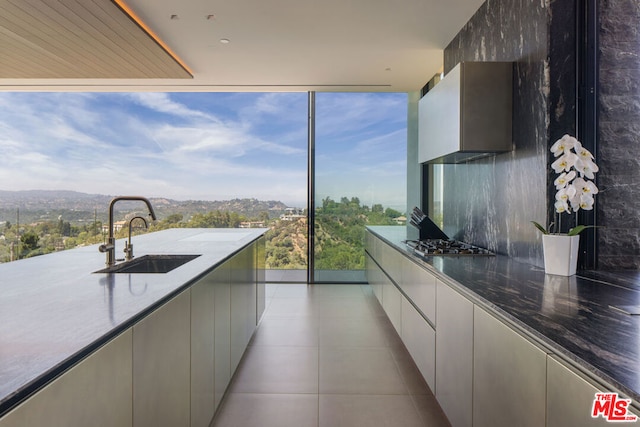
<box><xmin>311</xmin><ymin>92</ymin><xmax>408</xmax><ymax>283</ymax></box>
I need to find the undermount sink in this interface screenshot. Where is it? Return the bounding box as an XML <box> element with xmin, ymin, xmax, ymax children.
<box><xmin>94</xmin><ymin>254</ymin><xmax>201</xmax><ymax>274</ymax></box>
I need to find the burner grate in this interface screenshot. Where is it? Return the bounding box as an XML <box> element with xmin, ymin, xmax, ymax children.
<box><xmin>405</xmin><ymin>239</ymin><xmax>494</xmax><ymax>256</ymax></box>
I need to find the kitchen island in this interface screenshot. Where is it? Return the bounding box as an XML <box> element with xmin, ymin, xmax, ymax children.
<box><xmin>0</xmin><ymin>228</ymin><xmax>266</xmax><ymax>426</ymax></box>
<box><xmin>367</xmin><ymin>226</ymin><xmax>640</xmax><ymax>427</ymax></box>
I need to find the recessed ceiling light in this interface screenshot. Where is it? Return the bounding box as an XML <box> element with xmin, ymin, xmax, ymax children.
<box><xmin>206</xmin><ymin>14</ymin><xmax>215</xmax><ymax>20</ymax></box>
<box><xmin>220</xmin><ymin>38</ymin><xmax>230</xmax><ymax>44</ymax></box>
<box><xmin>170</xmin><ymin>14</ymin><xmax>179</xmax><ymax>20</ymax></box>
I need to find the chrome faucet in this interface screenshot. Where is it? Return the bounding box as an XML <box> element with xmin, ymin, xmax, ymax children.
<box><xmin>99</xmin><ymin>196</ymin><xmax>157</xmax><ymax>267</ymax></box>
<box><xmin>123</xmin><ymin>216</ymin><xmax>148</xmax><ymax>261</ymax></box>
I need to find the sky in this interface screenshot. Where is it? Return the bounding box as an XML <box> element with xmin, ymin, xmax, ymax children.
<box><xmin>0</xmin><ymin>91</ymin><xmax>407</xmax><ymax>210</ymax></box>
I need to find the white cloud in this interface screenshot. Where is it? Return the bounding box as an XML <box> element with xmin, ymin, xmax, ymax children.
<box><xmin>316</xmin><ymin>92</ymin><xmax>406</xmax><ymax>137</ymax></box>
<box><xmin>125</xmin><ymin>93</ymin><xmax>215</xmax><ymax>122</ymax></box>
<box><xmin>126</xmin><ymin>92</ymin><xmax>214</xmax><ymax>120</ymax></box>
<box><xmin>0</xmin><ymin>92</ymin><xmax>404</xmax><ymax>209</ymax></box>
<box><xmin>352</xmin><ymin>129</ymin><xmax>406</xmax><ymax>157</ymax></box>
<box><xmin>153</xmin><ymin>124</ymin><xmax>251</xmax><ymax>155</ymax></box>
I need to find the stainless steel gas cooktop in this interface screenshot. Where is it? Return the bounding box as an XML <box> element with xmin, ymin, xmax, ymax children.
<box><xmin>404</xmin><ymin>239</ymin><xmax>494</xmax><ymax>257</ymax></box>
<box><xmin>407</xmin><ymin>207</ymin><xmax>494</xmax><ymax>257</ymax></box>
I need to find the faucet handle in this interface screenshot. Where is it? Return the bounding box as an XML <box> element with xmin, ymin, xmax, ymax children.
<box><xmin>124</xmin><ymin>242</ymin><xmax>134</xmax><ymax>261</ymax></box>
<box><xmin>99</xmin><ymin>243</ymin><xmax>114</xmax><ymax>253</ymax></box>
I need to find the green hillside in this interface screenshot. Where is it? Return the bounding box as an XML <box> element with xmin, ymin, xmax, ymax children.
<box><xmin>0</xmin><ymin>193</ymin><xmax>404</xmax><ymax>270</ymax></box>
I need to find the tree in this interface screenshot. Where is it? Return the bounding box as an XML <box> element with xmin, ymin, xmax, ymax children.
<box><xmin>385</xmin><ymin>208</ymin><xmax>402</xmax><ymax>218</ymax></box>
<box><xmin>166</xmin><ymin>213</ymin><xmax>183</xmax><ymax>224</ymax></box>
<box><xmin>20</xmin><ymin>231</ymin><xmax>39</xmax><ymax>251</ymax></box>
<box><xmin>61</xmin><ymin>221</ymin><xmax>71</xmax><ymax>237</ymax></box>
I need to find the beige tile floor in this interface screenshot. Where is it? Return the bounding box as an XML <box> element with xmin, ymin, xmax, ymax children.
<box><xmin>211</xmin><ymin>283</ymin><xmax>451</xmax><ymax>427</ymax></box>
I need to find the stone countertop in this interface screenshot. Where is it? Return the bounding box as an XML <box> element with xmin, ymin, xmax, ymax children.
<box><xmin>368</xmin><ymin>226</ymin><xmax>640</xmax><ymax>405</ymax></box>
<box><xmin>0</xmin><ymin>228</ymin><xmax>267</xmax><ymax>416</ymax></box>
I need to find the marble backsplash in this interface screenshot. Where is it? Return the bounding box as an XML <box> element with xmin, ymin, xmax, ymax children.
<box><xmin>439</xmin><ymin>0</ymin><xmax>576</xmax><ymax>267</ymax></box>
<box><xmin>597</xmin><ymin>0</ymin><xmax>640</xmax><ymax>268</ymax></box>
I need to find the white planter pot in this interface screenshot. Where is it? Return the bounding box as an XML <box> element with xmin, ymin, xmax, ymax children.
<box><xmin>542</xmin><ymin>234</ymin><xmax>580</xmax><ymax>276</ymax></box>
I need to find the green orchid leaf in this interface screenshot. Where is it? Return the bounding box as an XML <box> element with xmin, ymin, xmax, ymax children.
<box><xmin>531</xmin><ymin>221</ymin><xmax>549</xmax><ymax>235</ymax></box>
<box><xmin>568</xmin><ymin>225</ymin><xmax>600</xmax><ymax>236</ymax></box>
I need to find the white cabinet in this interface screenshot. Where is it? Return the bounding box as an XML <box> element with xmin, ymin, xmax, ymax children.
<box><xmin>230</xmin><ymin>243</ymin><xmax>257</xmax><ymax>374</ymax></box>
<box><xmin>191</xmin><ymin>270</ymin><xmax>217</xmax><ymax>427</ymax></box>
<box><xmin>191</xmin><ymin>240</ymin><xmax>263</xmax><ymax>426</ymax></box>
<box><xmin>382</xmin><ymin>272</ymin><xmax>402</xmax><ymax>335</ymax></box>
<box><xmin>547</xmin><ymin>355</ymin><xmax>639</xmax><ymax>426</ymax></box>
<box><xmin>0</xmin><ymin>237</ymin><xmax>265</xmax><ymax>427</ymax></box>
<box><xmin>401</xmin><ymin>297</ymin><xmax>435</xmax><ymax>390</ymax></box>
<box><xmin>256</xmin><ymin>236</ymin><xmax>266</xmax><ymax>322</ymax></box>
<box><xmin>366</xmin><ymin>228</ymin><xmax>640</xmax><ymax>427</ymax></box>
<box><xmin>377</xmin><ymin>237</ymin><xmax>402</xmax><ymax>284</ymax></box>
<box><xmin>401</xmin><ymin>256</ymin><xmax>436</xmax><ymax>324</ymax></box>
<box><xmin>0</xmin><ymin>331</ymin><xmax>133</xmax><ymax>427</ymax></box>
<box><xmin>365</xmin><ymin>232</ymin><xmax>385</xmax><ymax>304</ymax></box>
<box><xmin>473</xmin><ymin>306</ymin><xmax>548</xmax><ymax>427</ymax></box>
<box><xmin>436</xmin><ymin>281</ymin><xmax>473</xmax><ymax>427</ymax></box>
<box><xmin>365</xmin><ymin>253</ymin><xmax>384</xmax><ymax>303</ymax></box>
<box><xmin>214</xmin><ymin>262</ymin><xmax>231</xmax><ymax>410</ymax></box>
<box><xmin>365</xmin><ymin>229</ymin><xmax>377</xmax><ymax>261</ymax></box>
<box><xmin>368</xmin><ymin>232</ymin><xmax>435</xmax><ymax>391</ymax></box>
<box><xmin>133</xmin><ymin>290</ymin><xmax>191</xmax><ymax>427</ymax></box>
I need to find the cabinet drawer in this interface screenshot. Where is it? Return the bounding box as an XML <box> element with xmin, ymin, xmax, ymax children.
<box><xmin>401</xmin><ymin>256</ymin><xmax>436</xmax><ymax>324</ymax></box>
<box><xmin>436</xmin><ymin>281</ymin><xmax>473</xmax><ymax>427</ymax></box>
<box><xmin>547</xmin><ymin>355</ymin><xmax>639</xmax><ymax>426</ymax></box>
<box><xmin>401</xmin><ymin>296</ymin><xmax>435</xmax><ymax>391</ymax></box>
<box><xmin>473</xmin><ymin>306</ymin><xmax>548</xmax><ymax>427</ymax></box>
<box><xmin>382</xmin><ymin>275</ymin><xmax>402</xmax><ymax>335</ymax></box>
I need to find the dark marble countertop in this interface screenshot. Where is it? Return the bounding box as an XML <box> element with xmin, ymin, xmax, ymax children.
<box><xmin>368</xmin><ymin>226</ymin><xmax>640</xmax><ymax>404</ymax></box>
<box><xmin>0</xmin><ymin>228</ymin><xmax>266</xmax><ymax>417</ymax></box>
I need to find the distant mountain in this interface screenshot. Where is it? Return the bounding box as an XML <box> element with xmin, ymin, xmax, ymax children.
<box><xmin>0</xmin><ymin>190</ymin><xmax>291</xmax><ymax>225</ymax></box>
<box><xmin>0</xmin><ymin>189</ymin><xmax>109</xmax><ymax>205</ymax></box>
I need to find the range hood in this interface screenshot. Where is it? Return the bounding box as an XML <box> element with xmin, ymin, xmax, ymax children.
<box><xmin>418</xmin><ymin>62</ymin><xmax>513</xmax><ymax>164</ymax></box>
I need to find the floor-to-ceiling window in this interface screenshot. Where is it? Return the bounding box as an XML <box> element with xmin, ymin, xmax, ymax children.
<box><xmin>0</xmin><ymin>92</ymin><xmax>308</xmax><ymax>279</ymax></box>
<box><xmin>312</xmin><ymin>92</ymin><xmax>408</xmax><ymax>283</ymax></box>
<box><xmin>0</xmin><ymin>91</ymin><xmax>407</xmax><ymax>285</ymax></box>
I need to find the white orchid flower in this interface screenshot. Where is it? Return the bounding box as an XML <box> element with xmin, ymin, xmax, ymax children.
<box><xmin>573</xmin><ymin>177</ymin><xmax>599</xmax><ymax>195</ymax></box>
<box><xmin>550</xmin><ymin>134</ymin><xmax>576</xmax><ymax>157</ymax></box>
<box><xmin>573</xmin><ymin>140</ymin><xmax>595</xmax><ymax>161</ymax></box>
<box><xmin>575</xmin><ymin>158</ymin><xmax>599</xmax><ymax>179</ymax></box>
<box><xmin>555</xmin><ymin>185</ymin><xmax>577</xmax><ymax>202</ymax></box>
<box><xmin>585</xmin><ymin>180</ymin><xmax>599</xmax><ymax>195</ymax></box>
<box><xmin>554</xmin><ymin>200</ymin><xmax>570</xmax><ymax>214</ymax></box>
<box><xmin>579</xmin><ymin>194</ymin><xmax>595</xmax><ymax>210</ymax></box>
<box><xmin>554</xmin><ymin>170</ymin><xmax>576</xmax><ymax>189</ymax></box>
<box><xmin>540</xmin><ymin>135</ymin><xmax>599</xmax><ymax>230</ymax></box>
<box><xmin>570</xmin><ymin>194</ymin><xmax>581</xmax><ymax>212</ymax></box>
<box><xmin>551</xmin><ymin>152</ymin><xmax>578</xmax><ymax>173</ymax></box>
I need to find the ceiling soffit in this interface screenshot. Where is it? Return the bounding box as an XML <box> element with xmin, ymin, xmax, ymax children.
<box><xmin>0</xmin><ymin>0</ymin><xmax>192</xmax><ymax>79</ymax></box>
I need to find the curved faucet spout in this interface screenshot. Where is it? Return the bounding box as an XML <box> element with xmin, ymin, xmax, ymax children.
<box><xmin>101</xmin><ymin>196</ymin><xmax>157</xmax><ymax>267</ymax></box>
<box><xmin>129</xmin><ymin>216</ymin><xmax>148</xmax><ymax>231</ymax></box>
<box><xmin>108</xmin><ymin>196</ymin><xmax>157</xmax><ymax>233</ymax></box>
<box><xmin>124</xmin><ymin>216</ymin><xmax>148</xmax><ymax>261</ymax></box>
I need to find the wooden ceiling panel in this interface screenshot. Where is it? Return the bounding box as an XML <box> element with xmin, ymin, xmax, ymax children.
<box><xmin>0</xmin><ymin>0</ymin><xmax>192</xmax><ymax>79</ymax></box>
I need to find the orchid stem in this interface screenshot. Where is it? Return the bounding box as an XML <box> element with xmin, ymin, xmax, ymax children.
<box><xmin>558</xmin><ymin>213</ymin><xmax>561</xmax><ymax>234</ymax></box>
